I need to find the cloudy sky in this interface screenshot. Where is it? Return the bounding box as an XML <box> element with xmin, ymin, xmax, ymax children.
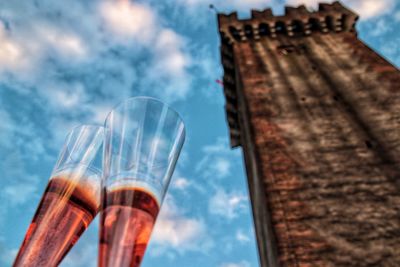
<box><xmin>0</xmin><ymin>0</ymin><xmax>399</xmax><ymax>266</ymax></box>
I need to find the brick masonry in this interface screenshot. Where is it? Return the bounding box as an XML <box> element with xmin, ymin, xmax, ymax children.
<box><xmin>217</xmin><ymin>1</ymin><xmax>400</xmax><ymax>266</ymax></box>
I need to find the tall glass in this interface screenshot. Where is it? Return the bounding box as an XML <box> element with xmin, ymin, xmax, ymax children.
<box><xmin>13</xmin><ymin>125</ymin><xmax>104</xmax><ymax>267</ymax></box>
<box><xmin>99</xmin><ymin>97</ymin><xmax>185</xmax><ymax>267</ymax></box>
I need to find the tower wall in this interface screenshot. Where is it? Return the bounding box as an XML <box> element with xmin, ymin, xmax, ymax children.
<box><xmin>218</xmin><ymin>2</ymin><xmax>400</xmax><ymax>266</ymax></box>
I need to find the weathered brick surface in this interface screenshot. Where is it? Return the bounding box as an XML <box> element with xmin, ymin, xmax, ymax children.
<box><xmin>218</xmin><ymin>2</ymin><xmax>400</xmax><ymax>267</ymax></box>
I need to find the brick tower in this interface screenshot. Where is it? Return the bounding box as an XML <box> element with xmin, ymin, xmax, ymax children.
<box><xmin>217</xmin><ymin>1</ymin><xmax>400</xmax><ymax>266</ymax></box>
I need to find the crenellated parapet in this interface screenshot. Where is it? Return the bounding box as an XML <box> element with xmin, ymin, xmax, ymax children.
<box><xmin>218</xmin><ymin>1</ymin><xmax>358</xmax><ymax>44</ymax></box>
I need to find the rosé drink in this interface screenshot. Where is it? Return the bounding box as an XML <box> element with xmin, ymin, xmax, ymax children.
<box><xmin>13</xmin><ymin>176</ymin><xmax>100</xmax><ymax>267</ymax></box>
<box><xmin>99</xmin><ymin>186</ymin><xmax>160</xmax><ymax>267</ymax></box>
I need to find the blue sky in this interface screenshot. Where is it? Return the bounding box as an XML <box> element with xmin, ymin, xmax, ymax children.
<box><xmin>0</xmin><ymin>0</ymin><xmax>399</xmax><ymax>266</ymax></box>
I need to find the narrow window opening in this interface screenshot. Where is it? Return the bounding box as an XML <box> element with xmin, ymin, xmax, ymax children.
<box><xmin>244</xmin><ymin>25</ymin><xmax>253</xmax><ymax>39</ymax></box>
<box><xmin>229</xmin><ymin>26</ymin><xmax>241</xmax><ymax>41</ymax></box>
<box><xmin>309</xmin><ymin>18</ymin><xmax>320</xmax><ymax>32</ymax></box>
<box><xmin>292</xmin><ymin>20</ymin><xmax>303</xmax><ymax>36</ymax></box>
<box><xmin>326</xmin><ymin>16</ymin><xmax>334</xmax><ymax>31</ymax></box>
<box><xmin>365</xmin><ymin>140</ymin><xmax>373</xmax><ymax>149</ymax></box>
<box><xmin>259</xmin><ymin>23</ymin><xmax>270</xmax><ymax>36</ymax></box>
<box><xmin>340</xmin><ymin>14</ymin><xmax>347</xmax><ymax>30</ymax></box>
<box><xmin>275</xmin><ymin>21</ymin><xmax>286</xmax><ymax>34</ymax></box>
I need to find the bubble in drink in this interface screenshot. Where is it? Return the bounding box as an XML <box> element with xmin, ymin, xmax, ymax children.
<box><xmin>13</xmin><ymin>177</ymin><xmax>99</xmax><ymax>267</ymax></box>
<box><xmin>99</xmin><ymin>186</ymin><xmax>160</xmax><ymax>267</ymax></box>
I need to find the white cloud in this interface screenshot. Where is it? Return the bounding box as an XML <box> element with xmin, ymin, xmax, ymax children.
<box><xmin>88</xmin><ymin>102</ymin><xmax>115</xmax><ymax>125</ymax></box>
<box><xmin>202</xmin><ymin>137</ymin><xmax>234</xmax><ymax>154</ymax></box>
<box><xmin>155</xmin><ymin>29</ymin><xmax>191</xmax><ymax>77</ymax></box>
<box><xmin>347</xmin><ymin>0</ymin><xmax>395</xmax><ymax>19</ymax></box>
<box><xmin>394</xmin><ymin>11</ymin><xmax>400</xmax><ymax>22</ymax></box>
<box><xmin>196</xmin><ymin>155</ymin><xmax>232</xmax><ymax>179</ymax></box>
<box><xmin>228</xmin><ymin>0</ymin><xmax>272</xmax><ymax>10</ymax></box>
<box><xmin>99</xmin><ymin>0</ymin><xmax>157</xmax><ymax>44</ymax></box>
<box><xmin>171</xmin><ymin>170</ymin><xmax>206</xmax><ymax>194</ymax></box>
<box><xmin>153</xmin><ymin>215</ymin><xmax>205</xmax><ymax>249</ymax></box>
<box><xmin>219</xmin><ymin>261</ymin><xmax>251</xmax><ymax>267</ymax></box>
<box><xmin>380</xmin><ymin>38</ymin><xmax>400</xmax><ymax>57</ymax></box>
<box><xmin>41</xmin><ymin>81</ymin><xmax>88</xmax><ymax>110</ymax></box>
<box><xmin>236</xmin><ymin>230</ymin><xmax>251</xmax><ymax>243</ymax></box>
<box><xmin>369</xmin><ymin>19</ymin><xmax>390</xmax><ymax>36</ymax></box>
<box><xmin>35</xmin><ymin>25</ymin><xmax>87</xmax><ymax>58</ymax></box>
<box><xmin>0</xmin><ymin>19</ymin><xmax>88</xmax><ymax>76</ymax></box>
<box><xmin>196</xmin><ymin>137</ymin><xmax>240</xmax><ymax>180</ymax></box>
<box><xmin>286</xmin><ymin>0</ymin><xmax>396</xmax><ymax>20</ymax></box>
<box><xmin>214</xmin><ymin>157</ymin><xmax>231</xmax><ymax>177</ymax></box>
<box><xmin>0</xmin><ymin>23</ymin><xmax>30</xmax><ymax>71</ymax></box>
<box><xmin>0</xmin><ymin>105</ymin><xmax>49</xmax><ymax>163</ymax></box>
<box><xmin>151</xmin><ymin>196</ymin><xmax>212</xmax><ymax>253</ymax></box>
<box><xmin>285</xmin><ymin>0</ymin><xmax>321</xmax><ymax>10</ymax></box>
<box><xmin>209</xmin><ymin>189</ymin><xmax>247</xmax><ymax>219</ymax></box>
<box><xmin>4</xmin><ymin>182</ymin><xmax>38</xmax><ymax>206</ymax></box>
<box><xmin>147</xmin><ymin>28</ymin><xmax>192</xmax><ymax>99</ymax></box>
<box><xmin>172</xmin><ymin>177</ymin><xmax>190</xmax><ymax>190</ymax></box>
<box><xmin>189</xmin><ymin>44</ymin><xmax>224</xmax><ymax>100</ymax></box>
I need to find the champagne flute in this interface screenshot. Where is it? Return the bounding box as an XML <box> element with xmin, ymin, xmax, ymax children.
<box><xmin>99</xmin><ymin>97</ymin><xmax>185</xmax><ymax>267</ymax></box>
<box><xmin>14</xmin><ymin>125</ymin><xmax>104</xmax><ymax>267</ymax></box>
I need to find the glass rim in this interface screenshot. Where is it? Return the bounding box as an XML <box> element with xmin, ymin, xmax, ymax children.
<box><xmin>59</xmin><ymin>124</ymin><xmax>104</xmax><ymax>175</ymax></box>
<box><xmin>104</xmin><ymin>96</ymin><xmax>186</xmax><ymax>134</ymax></box>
